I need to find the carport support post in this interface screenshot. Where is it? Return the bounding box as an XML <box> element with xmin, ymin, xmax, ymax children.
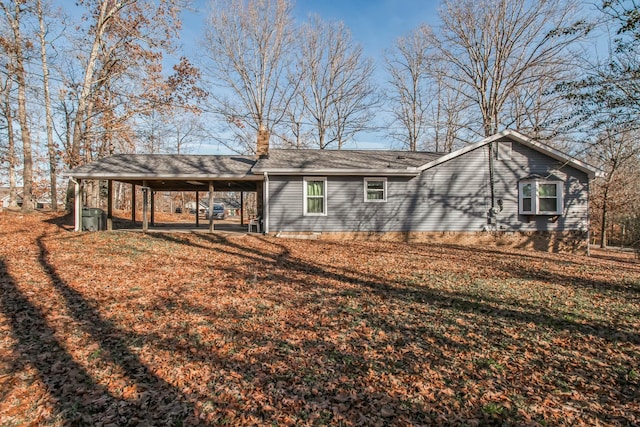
<box><xmin>240</xmin><ymin>192</ymin><xmax>244</xmax><ymax>226</ymax></box>
<box><xmin>208</xmin><ymin>182</ymin><xmax>215</xmax><ymax>233</ymax></box>
<box><xmin>195</xmin><ymin>191</ymin><xmax>199</xmax><ymax>227</ymax></box>
<box><xmin>150</xmin><ymin>191</ymin><xmax>155</xmax><ymax>226</ymax></box>
<box><xmin>73</xmin><ymin>178</ymin><xmax>82</xmax><ymax>232</ymax></box>
<box><xmin>142</xmin><ymin>182</ymin><xmax>149</xmax><ymax>233</ymax></box>
<box><xmin>107</xmin><ymin>180</ymin><xmax>113</xmax><ymax>231</ymax></box>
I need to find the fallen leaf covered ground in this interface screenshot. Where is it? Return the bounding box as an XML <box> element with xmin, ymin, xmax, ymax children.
<box><xmin>0</xmin><ymin>211</ymin><xmax>638</xmax><ymax>426</ymax></box>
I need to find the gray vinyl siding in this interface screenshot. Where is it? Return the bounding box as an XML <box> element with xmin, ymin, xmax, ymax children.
<box><xmin>266</xmin><ymin>138</ymin><xmax>589</xmax><ymax>233</ymax></box>
<box><xmin>492</xmin><ymin>139</ymin><xmax>589</xmax><ymax>231</ymax></box>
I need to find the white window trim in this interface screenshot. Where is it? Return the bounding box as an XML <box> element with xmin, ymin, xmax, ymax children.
<box><xmin>519</xmin><ymin>180</ymin><xmax>564</xmax><ymax>215</ymax></box>
<box><xmin>303</xmin><ymin>176</ymin><xmax>327</xmax><ymax>216</ymax></box>
<box><xmin>364</xmin><ymin>177</ymin><xmax>387</xmax><ymax>203</ymax></box>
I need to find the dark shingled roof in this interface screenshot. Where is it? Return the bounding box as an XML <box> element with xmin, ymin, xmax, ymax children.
<box><xmin>64</xmin><ymin>130</ymin><xmax>599</xmax><ymax>191</ymax></box>
<box><xmin>67</xmin><ymin>154</ymin><xmax>257</xmax><ymax>179</ymax></box>
<box><xmin>253</xmin><ymin>149</ymin><xmax>442</xmax><ymax>171</ymax></box>
<box><xmin>67</xmin><ymin>150</ymin><xmax>444</xmax><ymax>180</ymax></box>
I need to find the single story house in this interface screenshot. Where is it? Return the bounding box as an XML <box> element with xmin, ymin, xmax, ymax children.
<box><xmin>1</xmin><ymin>187</ymin><xmax>63</xmax><ymax>210</ymax></box>
<box><xmin>66</xmin><ymin>130</ymin><xmax>599</xmax><ymax>253</ymax></box>
<box><xmin>1</xmin><ymin>187</ymin><xmax>23</xmax><ymax>209</ymax></box>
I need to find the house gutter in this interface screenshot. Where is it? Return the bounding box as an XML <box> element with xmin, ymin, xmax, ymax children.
<box><xmin>60</xmin><ymin>172</ymin><xmax>263</xmax><ymax>181</ymax></box>
<box><xmin>252</xmin><ymin>168</ymin><xmax>420</xmax><ymax>177</ymax></box>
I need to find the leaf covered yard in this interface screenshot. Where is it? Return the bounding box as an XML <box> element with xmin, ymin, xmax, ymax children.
<box><xmin>0</xmin><ymin>212</ymin><xmax>638</xmax><ymax>426</ymax></box>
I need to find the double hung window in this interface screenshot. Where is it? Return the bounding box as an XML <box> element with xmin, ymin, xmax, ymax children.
<box><xmin>519</xmin><ymin>180</ymin><xmax>563</xmax><ymax>215</ymax></box>
<box><xmin>364</xmin><ymin>178</ymin><xmax>387</xmax><ymax>202</ymax></box>
<box><xmin>304</xmin><ymin>177</ymin><xmax>327</xmax><ymax>215</ymax></box>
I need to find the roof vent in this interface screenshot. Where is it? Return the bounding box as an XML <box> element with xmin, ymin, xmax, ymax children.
<box><xmin>397</xmin><ymin>155</ymin><xmax>406</xmax><ymax>160</ymax></box>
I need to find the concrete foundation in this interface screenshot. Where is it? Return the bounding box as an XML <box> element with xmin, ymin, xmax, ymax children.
<box><xmin>269</xmin><ymin>230</ymin><xmax>589</xmax><ymax>254</ymax></box>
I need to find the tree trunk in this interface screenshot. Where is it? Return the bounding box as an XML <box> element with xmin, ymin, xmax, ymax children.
<box><xmin>37</xmin><ymin>0</ymin><xmax>58</xmax><ymax>211</ymax></box>
<box><xmin>69</xmin><ymin>0</ymin><xmax>111</xmax><ymax>168</ymax></box>
<box><xmin>116</xmin><ymin>181</ymin><xmax>124</xmax><ymax>210</ymax></box>
<box><xmin>600</xmin><ymin>184</ymin><xmax>609</xmax><ymax>249</ymax></box>
<box><xmin>411</xmin><ymin>72</ymin><xmax>419</xmax><ymax>152</ymax></box>
<box><xmin>3</xmin><ymin>76</ymin><xmax>18</xmax><ymax>208</ymax></box>
<box><xmin>17</xmin><ymin>69</ymin><xmax>33</xmax><ymax>213</ymax></box>
<box><xmin>434</xmin><ymin>81</ymin><xmax>442</xmax><ymax>153</ymax></box>
<box><xmin>6</xmin><ymin>3</ymin><xmax>34</xmax><ymax>212</ymax></box>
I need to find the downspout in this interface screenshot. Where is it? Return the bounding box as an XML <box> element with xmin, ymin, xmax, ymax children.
<box><xmin>488</xmin><ymin>142</ymin><xmax>496</xmax><ymax>225</ymax></box>
<box><xmin>586</xmin><ymin>179</ymin><xmax>591</xmax><ymax>256</ymax></box>
<box><xmin>70</xmin><ymin>177</ymin><xmax>82</xmax><ymax>232</ymax></box>
<box><xmin>263</xmin><ymin>172</ymin><xmax>269</xmax><ymax>234</ymax></box>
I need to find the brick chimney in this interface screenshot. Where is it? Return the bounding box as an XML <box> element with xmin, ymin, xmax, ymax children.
<box><xmin>257</xmin><ymin>128</ymin><xmax>269</xmax><ymax>158</ymax></box>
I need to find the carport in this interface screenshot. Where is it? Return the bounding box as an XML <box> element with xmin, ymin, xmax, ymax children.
<box><xmin>66</xmin><ymin>154</ymin><xmax>265</xmax><ymax>233</ymax></box>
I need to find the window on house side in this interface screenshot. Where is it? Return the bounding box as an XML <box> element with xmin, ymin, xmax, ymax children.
<box><xmin>364</xmin><ymin>178</ymin><xmax>387</xmax><ymax>202</ymax></box>
<box><xmin>519</xmin><ymin>180</ymin><xmax>563</xmax><ymax>215</ymax></box>
<box><xmin>304</xmin><ymin>177</ymin><xmax>327</xmax><ymax>215</ymax></box>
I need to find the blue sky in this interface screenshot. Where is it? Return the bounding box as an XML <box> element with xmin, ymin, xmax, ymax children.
<box><xmin>184</xmin><ymin>0</ymin><xmax>440</xmax><ymax>50</ymax></box>
<box><xmin>182</xmin><ymin>0</ymin><xmax>440</xmax><ymax>76</ymax></box>
<box><xmin>292</xmin><ymin>0</ymin><xmax>441</xmax><ymax>58</ymax></box>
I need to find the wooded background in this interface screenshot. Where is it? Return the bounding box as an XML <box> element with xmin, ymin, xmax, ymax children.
<box><xmin>1</xmin><ymin>0</ymin><xmax>639</xmax><ymax>248</ymax></box>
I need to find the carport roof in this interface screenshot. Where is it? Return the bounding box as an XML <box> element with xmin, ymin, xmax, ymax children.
<box><xmin>67</xmin><ymin>154</ymin><xmax>258</xmax><ymax>180</ymax></box>
<box><xmin>65</xmin><ymin>154</ymin><xmax>262</xmax><ymax>192</ymax></box>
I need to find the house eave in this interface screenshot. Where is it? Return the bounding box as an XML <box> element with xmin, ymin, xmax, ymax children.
<box><xmin>63</xmin><ymin>172</ymin><xmax>263</xmax><ymax>181</ymax></box>
<box><xmin>417</xmin><ymin>130</ymin><xmax>600</xmax><ymax>179</ymax></box>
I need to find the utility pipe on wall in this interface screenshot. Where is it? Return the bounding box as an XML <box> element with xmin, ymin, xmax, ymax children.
<box><xmin>70</xmin><ymin>177</ymin><xmax>82</xmax><ymax>232</ymax></box>
<box><xmin>263</xmin><ymin>172</ymin><xmax>269</xmax><ymax>234</ymax></box>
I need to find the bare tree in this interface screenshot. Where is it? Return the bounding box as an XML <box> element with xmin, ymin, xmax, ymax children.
<box><xmin>428</xmin><ymin>64</ymin><xmax>472</xmax><ymax>152</ymax></box>
<box><xmin>554</xmin><ymin>1</ymin><xmax>640</xmax><ymax>246</ymax></box>
<box><xmin>605</xmin><ymin>156</ymin><xmax>640</xmax><ymax>247</ymax></box>
<box><xmin>384</xmin><ymin>26</ymin><xmax>431</xmax><ymax>151</ymax></box>
<box><xmin>137</xmin><ymin>57</ymin><xmax>207</xmax><ymax>154</ymax></box>
<box><xmin>274</xmin><ymin>93</ymin><xmax>312</xmax><ymax>149</ymax></box>
<box><xmin>506</xmin><ymin>69</ymin><xmax>576</xmax><ymax>143</ymax></box>
<box><xmin>385</xmin><ymin>25</ymin><xmax>471</xmax><ymax>153</ymax></box>
<box><xmin>57</xmin><ymin>0</ymin><xmax>186</xmax><ymax>208</ymax></box>
<box><xmin>426</xmin><ymin>0</ymin><xmax>590</xmax><ymax>138</ymax></box>
<box><xmin>202</xmin><ymin>0</ymin><xmax>297</xmax><ymax>153</ymax></box>
<box><xmin>66</xmin><ymin>0</ymin><xmax>120</xmax><ymax>167</ymax></box>
<box><xmin>0</xmin><ymin>57</ymin><xmax>19</xmax><ymax>208</ymax></box>
<box><xmin>36</xmin><ymin>0</ymin><xmax>58</xmax><ymax>210</ymax></box>
<box><xmin>294</xmin><ymin>15</ymin><xmax>377</xmax><ymax>149</ymax></box>
<box><xmin>65</xmin><ymin>0</ymin><xmax>185</xmax><ymax>168</ymax></box>
<box><xmin>0</xmin><ymin>0</ymin><xmax>34</xmax><ymax>212</ymax></box>
<box><xmin>168</xmin><ymin>115</ymin><xmax>205</xmax><ymax>155</ymax></box>
<box><xmin>558</xmin><ymin>1</ymin><xmax>640</xmax><ymax>134</ymax></box>
<box><xmin>137</xmin><ymin>113</ymin><xmax>205</xmax><ymax>155</ymax></box>
<box><xmin>587</xmin><ymin>128</ymin><xmax>640</xmax><ymax>248</ymax></box>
